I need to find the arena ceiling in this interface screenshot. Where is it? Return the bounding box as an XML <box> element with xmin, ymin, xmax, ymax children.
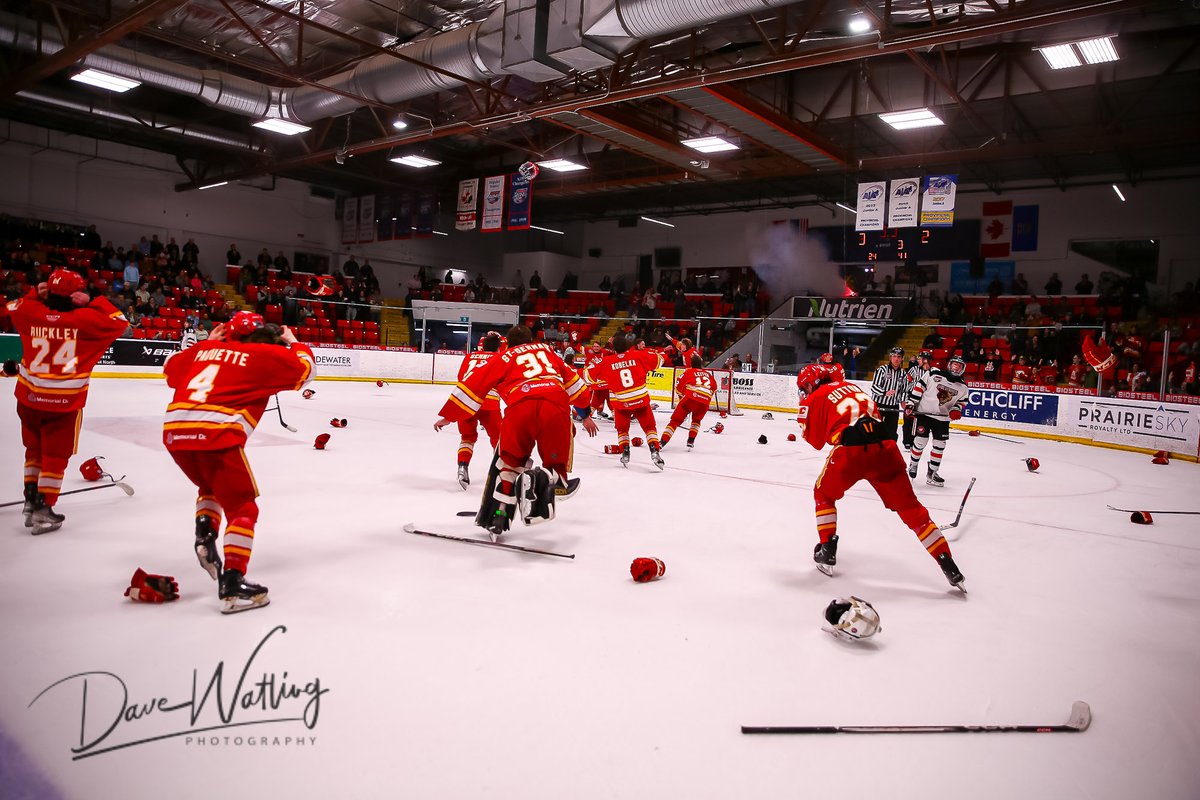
<box><xmin>1</xmin><ymin>0</ymin><xmax>1197</xmax><ymax>223</ymax></box>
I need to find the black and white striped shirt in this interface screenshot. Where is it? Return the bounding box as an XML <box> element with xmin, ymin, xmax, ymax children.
<box><xmin>871</xmin><ymin>363</ymin><xmax>908</xmax><ymax>409</ymax></box>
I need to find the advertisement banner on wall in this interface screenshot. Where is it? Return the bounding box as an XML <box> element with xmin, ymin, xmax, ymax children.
<box><xmin>964</xmin><ymin>388</ymin><xmax>1059</xmax><ymax>425</ymax></box>
<box><xmin>729</xmin><ymin>372</ymin><xmax>799</xmax><ymax>411</ymax></box>
<box><xmin>455</xmin><ymin>178</ymin><xmax>479</xmax><ymax>231</ymax></box>
<box><xmin>311</xmin><ymin>347</ymin><xmax>360</xmax><ymax>376</ymax></box>
<box><xmin>482</xmin><ymin>175</ymin><xmax>505</xmax><ymax>232</ymax></box>
<box><xmin>919</xmin><ymin>175</ymin><xmax>957</xmax><ymax>227</ymax></box>
<box><xmin>854</xmin><ymin>182</ymin><xmax>886</xmax><ymax>232</ymax></box>
<box><xmin>341</xmin><ymin>197</ymin><xmax>358</xmax><ymax>244</ymax></box>
<box><xmin>791</xmin><ymin>296</ymin><xmax>910</xmax><ymax>321</ymax></box>
<box><xmin>97</xmin><ymin>339</ymin><xmax>180</xmax><ymax>367</ymax></box>
<box><xmin>357</xmin><ymin>195</ymin><xmax>375</xmax><ymax>244</ymax></box>
<box><xmin>1070</xmin><ymin>396</ymin><xmax>1199</xmax><ymax>454</ymax></box>
<box><xmin>646</xmin><ymin>369</ymin><xmax>674</xmax><ymax>402</ymax></box>
<box><xmin>886</xmin><ymin>178</ymin><xmax>920</xmax><ymax>228</ymax></box>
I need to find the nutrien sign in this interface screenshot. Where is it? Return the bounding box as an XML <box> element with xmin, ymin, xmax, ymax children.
<box><xmin>792</xmin><ymin>297</ymin><xmax>910</xmax><ymax>321</ymax></box>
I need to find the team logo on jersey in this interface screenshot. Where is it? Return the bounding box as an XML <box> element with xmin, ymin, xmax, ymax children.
<box><xmin>936</xmin><ymin>385</ymin><xmax>957</xmax><ymax>405</ymax></box>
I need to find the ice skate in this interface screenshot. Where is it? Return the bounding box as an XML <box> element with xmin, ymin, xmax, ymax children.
<box><xmin>937</xmin><ymin>552</ymin><xmax>966</xmax><ymax>592</ymax></box>
<box><xmin>21</xmin><ymin>484</ymin><xmax>38</xmax><ymax>528</ymax></box>
<box><xmin>926</xmin><ymin>470</ymin><xmax>945</xmax><ymax>487</ymax></box>
<box><xmin>686</xmin><ymin>437</ymin><xmax>696</xmax><ymax>450</ymax></box>
<box><xmin>659</xmin><ymin>430</ymin><xmax>673</xmax><ymax>447</ymax></box>
<box><xmin>487</xmin><ymin>507</ymin><xmax>512</xmax><ymax>541</ymax></box>
<box><xmin>218</xmin><ymin>568</ymin><xmax>269</xmax><ymax>613</ymax></box>
<box><xmin>908</xmin><ymin>462</ymin><xmax>918</xmax><ymax>479</ymax></box>
<box><xmin>649</xmin><ymin>443</ymin><xmax>665</xmax><ymax>471</ymax></box>
<box><xmin>30</xmin><ymin>502</ymin><xmax>65</xmax><ymax>536</ymax></box>
<box><xmin>813</xmin><ymin>534</ymin><xmax>838</xmax><ymax>577</ymax></box>
<box><xmin>194</xmin><ymin>516</ymin><xmax>222</xmax><ymax>580</ymax></box>
<box><xmin>456</xmin><ymin>463</ymin><xmax>470</xmax><ymax>490</ymax></box>
<box><xmin>620</xmin><ymin>445</ymin><xmax>631</xmax><ymax>467</ymax></box>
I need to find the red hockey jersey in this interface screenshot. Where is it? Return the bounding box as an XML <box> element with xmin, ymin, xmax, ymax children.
<box><xmin>675</xmin><ymin>367</ymin><xmax>716</xmax><ymax>405</ymax></box>
<box><xmin>584</xmin><ymin>349</ymin><xmax>664</xmax><ymax>410</ymax></box>
<box><xmin>456</xmin><ymin>351</ymin><xmax>502</xmax><ymax>411</ymax></box>
<box><xmin>797</xmin><ymin>380</ymin><xmax>882</xmax><ymax>450</ymax></box>
<box><xmin>8</xmin><ymin>291</ymin><xmax>128</xmax><ymax>412</ymax></box>
<box><xmin>163</xmin><ymin>340</ymin><xmax>315</xmax><ymax>450</ymax></box>
<box><xmin>439</xmin><ymin>341</ymin><xmax>590</xmax><ymax>421</ymax></box>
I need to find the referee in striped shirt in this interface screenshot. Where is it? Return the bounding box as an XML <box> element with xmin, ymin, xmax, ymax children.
<box><xmin>871</xmin><ymin>347</ymin><xmax>908</xmax><ymax>440</ymax></box>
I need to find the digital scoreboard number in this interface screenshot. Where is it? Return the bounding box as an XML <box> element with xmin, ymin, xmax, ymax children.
<box><xmin>813</xmin><ymin>220</ymin><xmax>982</xmax><ymax>263</ymax></box>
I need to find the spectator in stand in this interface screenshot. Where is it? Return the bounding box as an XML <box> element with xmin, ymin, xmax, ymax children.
<box><xmin>1025</xmin><ymin>296</ymin><xmax>1042</xmax><ymax>321</ymax></box>
<box><xmin>741</xmin><ymin>352</ymin><xmax>758</xmax><ymax>373</ymax></box>
<box><xmin>1183</xmin><ymin>361</ymin><xmax>1197</xmax><ymax>395</ymax></box>
<box><xmin>344</xmin><ymin>253</ymin><xmax>360</xmax><ymax>279</ymax></box>
<box><xmin>1129</xmin><ymin>364</ymin><xmax>1149</xmax><ymax>393</ymax></box>
<box><xmin>183</xmin><ymin>238</ymin><xmax>199</xmax><ymax>266</ymax></box>
<box><xmin>1012</xmin><ymin>355</ymin><xmax>1034</xmax><ymax>385</ymax></box>
<box><xmin>987</xmin><ymin>275</ymin><xmax>1004</xmax><ymax>300</ymax></box>
<box><xmin>725</xmin><ymin>353</ymin><xmax>742</xmax><ymax>372</ymax></box>
<box><xmin>958</xmin><ymin>325</ymin><xmax>977</xmax><ymax>357</ymax></box>
<box><xmin>922</xmin><ymin>329</ymin><xmax>944</xmax><ymax>350</ymax></box>
<box><xmin>464</xmin><ymin>285</ymin><xmax>476</xmax><ymax>303</ymax></box>
<box><xmin>138</xmin><ymin>236</ymin><xmax>151</xmax><ymax>256</ymax></box>
<box><xmin>106</xmin><ymin>245</ymin><xmax>123</xmax><ymax>272</ymax></box>
<box><xmin>155</xmin><ymin>249</ymin><xmax>169</xmax><ymax>271</ymax></box>
<box><xmin>983</xmin><ymin>349</ymin><xmax>1003</xmax><ymax>381</ymax></box>
<box><xmin>599</xmin><ymin>275</ymin><xmax>612</xmax><ymax>292</ymax></box>
<box><xmin>278</xmin><ymin>258</ymin><xmax>293</xmax><ymax>282</ymax></box>
<box><xmin>123</xmin><ymin>258</ymin><xmax>140</xmax><ymax>290</ymax></box>
<box><xmin>226</xmin><ymin>243</ymin><xmax>241</xmax><ymax>266</ymax></box>
<box><xmin>257</xmin><ymin>248</ymin><xmax>272</xmax><ymax>269</ymax></box>
<box><xmin>273</xmin><ymin>251</ymin><xmax>289</xmax><ymax>271</ymax></box>
<box><xmin>1044</xmin><ymin>272</ymin><xmax>1063</xmax><ymax>295</ymax></box>
<box><xmin>1066</xmin><ymin>355</ymin><xmax>1087</xmax><ymax>388</ymax></box>
<box><xmin>81</xmin><ymin>224</ymin><xmax>102</xmax><ymax>249</ymax></box>
<box><xmin>1075</xmin><ymin>273</ymin><xmax>1094</xmax><ymax>294</ymax></box>
<box><xmin>1011</xmin><ymin>272</ymin><xmax>1029</xmax><ymax>295</ymax></box>
<box><xmin>149</xmin><ymin>235</ymin><xmax>164</xmax><ymax>257</ymax></box>
<box><xmin>643</xmin><ymin>287</ymin><xmax>659</xmax><ymax>317</ymax></box>
<box><xmin>166</xmin><ymin>237</ymin><xmax>180</xmax><ymax>262</ymax></box>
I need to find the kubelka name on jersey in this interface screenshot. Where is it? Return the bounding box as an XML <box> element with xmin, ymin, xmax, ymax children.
<box><xmin>193</xmin><ymin>347</ymin><xmax>251</xmax><ymax>366</ymax></box>
<box><xmin>28</xmin><ymin>325</ymin><xmax>79</xmax><ymax>340</ymax></box>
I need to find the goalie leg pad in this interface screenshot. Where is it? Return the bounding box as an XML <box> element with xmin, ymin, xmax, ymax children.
<box><xmin>475</xmin><ymin>451</ymin><xmax>519</xmax><ymax>531</ymax></box>
<box><xmin>517</xmin><ymin>466</ymin><xmax>556</xmax><ymax>525</ymax></box>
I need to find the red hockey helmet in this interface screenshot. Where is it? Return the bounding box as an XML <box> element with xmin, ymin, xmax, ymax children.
<box><xmin>818</xmin><ymin>352</ymin><xmax>835</xmax><ymax>366</ymax></box>
<box><xmin>797</xmin><ymin>364</ymin><xmax>831</xmax><ymax>397</ymax></box>
<box><xmin>47</xmin><ymin>268</ymin><xmax>86</xmax><ymax>297</ymax></box>
<box><xmin>822</xmin><ymin>362</ymin><xmax>846</xmax><ymax>383</ymax></box>
<box><xmin>79</xmin><ymin>456</ymin><xmax>106</xmax><ymax>482</ymax></box>
<box><xmin>226</xmin><ymin>311</ymin><xmax>264</xmax><ymax>340</ymax></box>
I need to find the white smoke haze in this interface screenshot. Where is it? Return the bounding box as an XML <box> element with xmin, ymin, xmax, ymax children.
<box><xmin>746</xmin><ymin>222</ymin><xmax>846</xmax><ymax>302</ymax></box>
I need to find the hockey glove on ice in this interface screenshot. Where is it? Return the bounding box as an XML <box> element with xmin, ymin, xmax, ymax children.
<box><xmin>124</xmin><ymin>568</ymin><xmax>180</xmax><ymax>603</ymax></box>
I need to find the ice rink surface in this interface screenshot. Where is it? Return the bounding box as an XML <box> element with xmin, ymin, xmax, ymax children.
<box><xmin>1</xmin><ymin>376</ymin><xmax>1198</xmax><ymax>800</ymax></box>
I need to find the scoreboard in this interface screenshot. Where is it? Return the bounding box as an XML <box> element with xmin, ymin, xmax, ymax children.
<box><xmin>814</xmin><ymin>220</ymin><xmax>981</xmax><ymax>263</ymax></box>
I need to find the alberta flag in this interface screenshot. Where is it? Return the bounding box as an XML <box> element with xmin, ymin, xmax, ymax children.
<box><xmin>980</xmin><ymin>200</ymin><xmax>1013</xmax><ymax>258</ymax></box>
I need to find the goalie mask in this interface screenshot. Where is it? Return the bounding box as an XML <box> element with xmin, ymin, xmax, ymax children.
<box><xmin>823</xmin><ymin>596</ymin><xmax>881</xmax><ymax>642</ymax></box>
<box><xmin>948</xmin><ymin>356</ymin><xmax>966</xmax><ymax>378</ymax></box>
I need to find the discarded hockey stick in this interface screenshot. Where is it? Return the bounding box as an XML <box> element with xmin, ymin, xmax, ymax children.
<box><xmin>264</xmin><ymin>395</ymin><xmax>297</xmax><ymax>432</ymax></box>
<box><xmin>941</xmin><ymin>477</ymin><xmax>977</xmax><ymax>531</ymax></box>
<box><xmin>741</xmin><ymin>700</ymin><xmax>1091</xmax><ymax>735</ymax></box>
<box><xmin>0</xmin><ymin>480</ymin><xmax>135</xmax><ymax>509</ymax></box>
<box><xmin>959</xmin><ymin>429</ymin><xmax>1020</xmax><ymax>444</ymax></box>
<box><xmin>1106</xmin><ymin>505</ymin><xmax>1200</xmax><ymax>515</ymax></box>
<box><xmin>403</xmin><ymin>523</ymin><xmax>575</xmax><ymax>559</ymax></box>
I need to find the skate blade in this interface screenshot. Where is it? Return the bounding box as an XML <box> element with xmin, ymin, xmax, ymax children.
<box><xmin>458</xmin><ymin>479</ymin><xmax>469</xmax><ymax>490</ymax></box>
<box><xmin>220</xmin><ymin>594</ymin><xmax>270</xmax><ymax>614</ymax></box>
<box><xmin>816</xmin><ymin>563</ymin><xmax>835</xmax><ymax>577</ymax></box>
<box><xmin>31</xmin><ymin>522</ymin><xmax>62</xmax><ymax>536</ymax></box>
<box><xmin>953</xmin><ymin>581</ymin><xmax>967</xmax><ymax>594</ymax></box>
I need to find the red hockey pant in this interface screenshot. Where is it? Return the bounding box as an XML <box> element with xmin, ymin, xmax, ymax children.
<box><xmin>170</xmin><ymin>447</ymin><xmax>261</xmax><ymax>574</ymax></box>
<box><xmin>665</xmin><ymin>398</ymin><xmax>708</xmax><ymax>437</ymax></box>
<box><xmin>613</xmin><ymin>404</ymin><xmax>659</xmax><ymax>446</ymax></box>
<box><xmin>18</xmin><ymin>404</ymin><xmax>82</xmax><ymax>507</ymax></box>
<box><xmin>457</xmin><ymin>408</ymin><xmax>503</xmax><ymax>465</ymax></box>
<box><xmin>497</xmin><ymin>398</ymin><xmax>574</xmax><ymax>485</ymax></box>
<box><xmin>813</xmin><ymin>440</ymin><xmax>948</xmax><ymax>560</ymax></box>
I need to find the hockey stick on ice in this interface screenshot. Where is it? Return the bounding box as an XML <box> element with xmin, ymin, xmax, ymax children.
<box><xmin>1106</xmin><ymin>505</ymin><xmax>1200</xmax><ymax>515</ymax></box>
<box><xmin>941</xmin><ymin>477</ymin><xmax>977</xmax><ymax>532</ymax></box>
<box><xmin>957</xmin><ymin>429</ymin><xmax>1021</xmax><ymax>444</ymax></box>
<box><xmin>403</xmin><ymin>523</ymin><xmax>575</xmax><ymax>559</ymax></box>
<box><xmin>741</xmin><ymin>700</ymin><xmax>1091</xmax><ymax>735</ymax></box>
<box><xmin>264</xmin><ymin>395</ymin><xmax>297</xmax><ymax>432</ymax></box>
<box><xmin>0</xmin><ymin>480</ymin><xmax>135</xmax><ymax>509</ymax></box>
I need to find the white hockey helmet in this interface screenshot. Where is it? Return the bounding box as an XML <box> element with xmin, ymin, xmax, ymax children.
<box><xmin>823</xmin><ymin>596</ymin><xmax>882</xmax><ymax>642</ymax></box>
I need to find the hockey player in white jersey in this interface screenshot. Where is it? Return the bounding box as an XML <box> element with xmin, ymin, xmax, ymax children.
<box><xmin>905</xmin><ymin>355</ymin><xmax>970</xmax><ymax>486</ymax></box>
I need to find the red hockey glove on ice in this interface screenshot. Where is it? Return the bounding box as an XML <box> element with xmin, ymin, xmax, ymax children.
<box><xmin>949</xmin><ymin>408</ymin><xmax>963</xmax><ymax>421</ymax></box>
<box><xmin>630</xmin><ymin>557</ymin><xmax>666</xmax><ymax>583</ymax></box>
<box><xmin>124</xmin><ymin>568</ymin><xmax>179</xmax><ymax>603</ymax></box>
<box><xmin>1081</xmin><ymin>335</ymin><xmax>1116</xmax><ymax>373</ymax></box>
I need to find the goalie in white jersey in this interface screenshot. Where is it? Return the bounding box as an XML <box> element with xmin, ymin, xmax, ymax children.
<box><xmin>905</xmin><ymin>355</ymin><xmax>970</xmax><ymax>486</ymax></box>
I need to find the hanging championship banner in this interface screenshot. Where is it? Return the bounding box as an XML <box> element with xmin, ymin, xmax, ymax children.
<box><xmin>341</xmin><ymin>197</ymin><xmax>358</xmax><ymax>244</ymax></box>
<box><xmin>481</xmin><ymin>175</ymin><xmax>505</xmax><ymax>232</ymax></box>
<box><xmin>456</xmin><ymin>178</ymin><xmax>479</xmax><ymax>231</ymax></box>
<box><xmin>414</xmin><ymin>191</ymin><xmax>435</xmax><ymax>237</ymax></box>
<box><xmin>887</xmin><ymin>178</ymin><xmax>920</xmax><ymax>228</ymax></box>
<box><xmin>507</xmin><ymin>173</ymin><xmax>532</xmax><ymax>230</ymax></box>
<box><xmin>376</xmin><ymin>194</ymin><xmax>395</xmax><ymax>241</ymax></box>
<box><xmin>395</xmin><ymin>193</ymin><xmax>413</xmax><ymax>239</ymax></box>
<box><xmin>920</xmin><ymin>175</ymin><xmax>957</xmax><ymax>227</ymax></box>
<box><xmin>854</xmin><ymin>182</ymin><xmax>886</xmax><ymax>232</ymax></box>
<box><xmin>357</xmin><ymin>194</ymin><xmax>375</xmax><ymax>244</ymax></box>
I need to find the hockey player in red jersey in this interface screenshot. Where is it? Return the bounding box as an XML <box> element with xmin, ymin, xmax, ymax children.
<box><xmin>584</xmin><ymin>342</ymin><xmax>613</xmax><ymax>419</ymax></box>
<box><xmin>796</xmin><ymin>363</ymin><xmax>965</xmax><ymax>590</ymax></box>
<box><xmin>661</xmin><ymin>355</ymin><xmax>714</xmax><ymax>450</ymax></box>
<box><xmin>585</xmin><ymin>334</ymin><xmax>666</xmax><ymax>469</ymax></box>
<box><xmin>669</xmin><ymin>336</ymin><xmax>700</xmax><ymax>368</ymax></box>
<box><xmin>435</xmin><ymin>325</ymin><xmax>598</xmax><ymax>537</ymax></box>
<box><xmin>449</xmin><ymin>333</ymin><xmax>505</xmax><ymax>489</ymax></box>
<box><xmin>8</xmin><ymin>269</ymin><xmax>128</xmax><ymax>534</ymax></box>
<box><xmin>162</xmin><ymin>311</ymin><xmax>315</xmax><ymax>613</ymax></box>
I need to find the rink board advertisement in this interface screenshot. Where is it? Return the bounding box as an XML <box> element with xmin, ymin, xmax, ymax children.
<box><xmin>963</xmin><ymin>387</ymin><xmax>1059</xmax><ymax>426</ymax></box>
<box><xmin>1068</xmin><ymin>396</ymin><xmax>1200</xmax><ymax>454</ymax></box>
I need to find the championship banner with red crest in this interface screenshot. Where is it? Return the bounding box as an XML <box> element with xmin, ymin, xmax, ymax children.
<box><xmin>481</xmin><ymin>175</ymin><xmax>505</xmax><ymax>232</ymax></box>
<box><xmin>456</xmin><ymin>178</ymin><xmax>479</xmax><ymax>231</ymax></box>
<box><xmin>507</xmin><ymin>172</ymin><xmax>532</xmax><ymax>230</ymax></box>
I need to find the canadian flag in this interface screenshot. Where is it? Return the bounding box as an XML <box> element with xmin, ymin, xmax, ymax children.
<box><xmin>980</xmin><ymin>200</ymin><xmax>1013</xmax><ymax>258</ymax></box>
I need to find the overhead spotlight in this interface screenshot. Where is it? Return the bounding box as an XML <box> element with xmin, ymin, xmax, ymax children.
<box><xmin>391</xmin><ymin>116</ymin><xmax>409</xmax><ymax>131</ymax></box>
<box><xmin>689</xmin><ymin>159</ymin><xmax>711</xmax><ymax>169</ymax></box>
<box><xmin>848</xmin><ymin>18</ymin><xmax>872</xmax><ymax>34</ymax></box>
<box><xmin>335</xmin><ymin>148</ymin><xmax>347</xmax><ymax>165</ymax></box>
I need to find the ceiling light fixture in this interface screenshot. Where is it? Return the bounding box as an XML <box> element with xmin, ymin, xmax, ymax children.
<box><xmin>1076</xmin><ymin>36</ymin><xmax>1119</xmax><ymax>65</ymax></box>
<box><xmin>198</xmin><ymin>181</ymin><xmax>228</xmax><ymax>190</ymax></box>
<box><xmin>390</xmin><ymin>154</ymin><xmax>441</xmax><ymax>168</ymax></box>
<box><xmin>252</xmin><ymin>118</ymin><xmax>311</xmax><ymax>135</ymax></box>
<box><xmin>70</xmin><ymin>68</ymin><xmax>140</xmax><ymax>93</ymax></box>
<box><xmin>640</xmin><ymin>216</ymin><xmax>675</xmax><ymax>228</ymax></box>
<box><xmin>877</xmin><ymin>108</ymin><xmax>945</xmax><ymax>130</ymax></box>
<box><xmin>836</xmin><ymin>202</ymin><xmax>857</xmax><ymax>214</ymax></box>
<box><xmin>848</xmin><ymin>18</ymin><xmax>872</xmax><ymax>34</ymax></box>
<box><xmin>432</xmin><ymin>230</ymin><xmax>449</xmax><ymax>236</ymax></box>
<box><xmin>391</xmin><ymin>117</ymin><xmax>409</xmax><ymax>131</ymax></box>
<box><xmin>1035</xmin><ymin>43</ymin><xmax>1082</xmax><ymax>70</ymax></box>
<box><xmin>681</xmin><ymin>136</ymin><xmax>739</xmax><ymax>153</ymax></box>
<box><xmin>530</xmin><ymin>224</ymin><xmax>565</xmax><ymax>235</ymax></box>
<box><xmin>1112</xmin><ymin>184</ymin><xmax>1126</xmax><ymax>202</ymax></box>
<box><xmin>537</xmin><ymin>158</ymin><xmax>588</xmax><ymax>172</ymax></box>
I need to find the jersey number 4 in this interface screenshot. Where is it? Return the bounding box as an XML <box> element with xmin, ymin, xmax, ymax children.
<box><xmin>186</xmin><ymin>364</ymin><xmax>221</xmax><ymax>402</ymax></box>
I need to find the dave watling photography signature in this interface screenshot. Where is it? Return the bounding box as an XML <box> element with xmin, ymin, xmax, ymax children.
<box><xmin>28</xmin><ymin>625</ymin><xmax>328</xmax><ymax>760</ymax></box>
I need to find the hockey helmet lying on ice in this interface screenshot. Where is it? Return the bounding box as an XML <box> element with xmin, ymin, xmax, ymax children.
<box><xmin>823</xmin><ymin>596</ymin><xmax>881</xmax><ymax>642</ymax></box>
<box><xmin>80</xmin><ymin>456</ymin><xmax>107</xmax><ymax>482</ymax></box>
